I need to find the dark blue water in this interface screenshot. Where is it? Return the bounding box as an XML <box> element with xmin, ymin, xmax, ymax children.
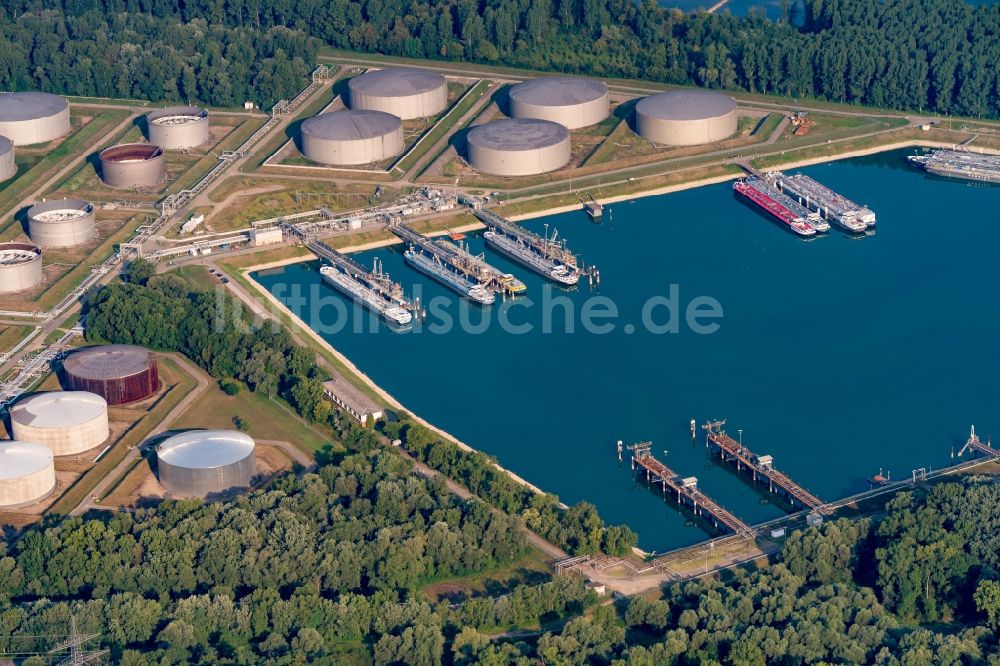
<box><xmin>254</xmin><ymin>148</ymin><xmax>1000</xmax><ymax>551</ymax></box>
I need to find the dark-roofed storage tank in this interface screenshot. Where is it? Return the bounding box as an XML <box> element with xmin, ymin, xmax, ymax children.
<box><xmin>62</xmin><ymin>344</ymin><xmax>159</xmax><ymax>405</ymax></box>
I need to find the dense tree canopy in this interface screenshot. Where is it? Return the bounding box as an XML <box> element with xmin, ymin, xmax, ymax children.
<box><xmin>3</xmin><ymin>0</ymin><xmax>999</xmax><ymax>117</ymax></box>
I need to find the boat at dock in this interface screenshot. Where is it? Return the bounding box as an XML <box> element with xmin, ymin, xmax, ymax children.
<box><xmin>437</xmin><ymin>239</ymin><xmax>526</xmax><ymax>295</ymax></box>
<box><xmin>908</xmin><ymin>149</ymin><xmax>1000</xmax><ymax>184</ymax></box>
<box><xmin>733</xmin><ymin>178</ymin><xmax>817</xmax><ymax>237</ymax></box>
<box><xmin>403</xmin><ymin>248</ymin><xmax>496</xmax><ymax>305</ymax></box>
<box><xmin>767</xmin><ymin>172</ymin><xmax>873</xmax><ymax>232</ymax></box>
<box><xmin>483</xmin><ymin>231</ymin><xmax>580</xmax><ymax>286</ymax></box>
<box><xmin>320</xmin><ymin>265</ymin><xmax>413</xmax><ymax>327</ymax></box>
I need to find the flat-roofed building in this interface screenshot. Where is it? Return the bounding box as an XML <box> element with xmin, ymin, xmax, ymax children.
<box><xmin>323</xmin><ymin>376</ymin><xmax>383</xmax><ymax>425</ymax></box>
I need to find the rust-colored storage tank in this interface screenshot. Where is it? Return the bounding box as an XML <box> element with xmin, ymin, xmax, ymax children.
<box><xmin>61</xmin><ymin>344</ymin><xmax>159</xmax><ymax>405</ymax></box>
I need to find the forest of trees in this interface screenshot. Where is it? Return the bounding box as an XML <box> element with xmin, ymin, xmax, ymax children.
<box><xmin>0</xmin><ymin>10</ymin><xmax>316</xmax><ymax>107</ymax></box>
<box><xmin>4</xmin><ymin>468</ymin><xmax>1000</xmax><ymax>663</ymax></box>
<box><xmin>2</xmin><ymin>0</ymin><xmax>999</xmax><ymax>118</ymax></box>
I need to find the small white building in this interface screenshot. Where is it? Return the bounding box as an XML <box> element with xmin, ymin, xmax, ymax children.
<box><xmin>250</xmin><ymin>227</ymin><xmax>283</xmax><ymax>247</ymax></box>
<box><xmin>323</xmin><ymin>376</ymin><xmax>383</xmax><ymax>425</ymax></box>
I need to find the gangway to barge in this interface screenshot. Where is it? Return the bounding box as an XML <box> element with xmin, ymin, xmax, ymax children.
<box><xmin>628</xmin><ymin>442</ymin><xmax>755</xmax><ymax>538</ymax></box>
<box><xmin>703</xmin><ymin>420</ymin><xmax>828</xmax><ymax>513</ymax></box>
<box><xmin>473</xmin><ymin>209</ymin><xmax>581</xmax><ymax>269</ymax></box>
<box><xmin>389</xmin><ymin>223</ymin><xmax>520</xmax><ymax>296</ymax></box>
<box><xmin>958</xmin><ymin>425</ymin><xmax>1000</xmax><ymax>459</ymax></box>
<box><xmin>768</xmin><ymin>172</ymin><xmax>874</xmax><ymax>231</ymax></box>
<box><xmin>307</xmin><ymin>238</ymin><xmax>410</xmax><ymax>308</ymax></box>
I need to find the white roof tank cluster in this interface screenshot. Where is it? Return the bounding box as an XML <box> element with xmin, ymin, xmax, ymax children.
<box><xmin>27</xmin><ymin>198</ymin><xmax>96</xmax><ymax>248</ymax></box>
<box><xmin>9</xmin><ymin>391</ymin><xmax>110</xmax><ymax>457</ymax></box>
<box><xmin>145</xmin><ymin>106</ymin><xmax>210</xmax><ymax>150</ymax></box>
<box><xmin>0</xmin><ymin>441</ymin><xmax>56</xmax><ymax>508</ymax></box>
<box><xmin>635</xmin><ymin>89</ymin><xmax>738</xmax><ymax>146</ymax></box>
<box><xmin>465</xmin><ymin>75</ymin><xmax>608</xmax><ymax>176</ymax></box>
<box><xmin>155</xmin><ymin>430</ymin><xmax>257</xmax><ymax>498</ymax></box>
<box><xmin>299</xmin><ymin>67</ymin><xmax>448</xmax><ymax>167</ymax></box>
<box><xmin>466</xmin><ymin>118</ymin><xmax>571</xmax><ymax>177</ymax></box>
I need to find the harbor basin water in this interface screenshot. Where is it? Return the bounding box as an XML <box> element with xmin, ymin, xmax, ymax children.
<box><xmin>254</xmin><ymin>148</ymin><xmax>1000</xmax><ymax>552</ymax></box>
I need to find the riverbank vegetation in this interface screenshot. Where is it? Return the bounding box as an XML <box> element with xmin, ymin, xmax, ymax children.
<box><xmin>6</xmin><ymin>0</ymin><xmax>999</xmax><ymax>118</ymax></box>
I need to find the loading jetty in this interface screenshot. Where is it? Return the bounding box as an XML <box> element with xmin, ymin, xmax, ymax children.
<box><xmin>703</xmin><ymin>420</ymin><xmax>827</xmax><ymax>513</ymax></box>
<box><xmin>767</xmin><ymin>172</ymin><xmax>875</xmax><ymax>232</ymax></box>
<box><xmin>309</xmin><ymin>239</ymin><xmax>414</xmax><ymax>327</ymax></box>
<box><xmin>908</xmin><ymin>149</ymin><xmax>1000</xmax><ymax>184</ymax></box>
<box><xmin>391</xmin><ymin>223</ymin><xmax>497</xmax><ymax>305</ymax></box>
<box><xmin>733</xmin><ymin>177</ymin><xmax>823</xmax><ymax>236</ymax></box>
<box><xmin>627</xmin><ymin>442</ymin><xmax>755</xmax><ymax>538</ymax></box>
<box><xmin>474</xmin><ymin>209</ymin><xmax>591</xmax><ymax>287</ymax></box>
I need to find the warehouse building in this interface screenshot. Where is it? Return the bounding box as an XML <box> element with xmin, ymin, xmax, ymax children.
<box><xmin>0</xmin><ymin>441</ymin><xmax>56</xmax><ymax>508</ymax></box>
<box><xmin>146</xmin><ymin>106</ymin><xmax>210</xmax><ymax>150</ymax></box>
<box><xmin>27</xmin><ymin>198</ymin><xmax>95</xmax><ymax>248</ymax></box>
<box><xmin>98</xmin><ymin>143</ymin><xmax>166</xmax><ymax>188</ymax></box>
<box><xmin>0</xmin><ymin>136</ymin><xmax>14</xmax><ymax>182</ymax></box>
<box><xmin>348</xmin><ymin>67</ymin><xmax>449</xmax><ymax>120</ymax></box>
<box><xmin>508</xmin><ymin>77</ymin><xmax>609</xmax><ymax>129</ymax></box>
<box><xmin>155</xmin><ymin>430</ymin><xmax>257</xmax><ymax>498</ymax></box>
<box><xmin>466</xmin><ymin>118</ymin><xmax>571</xmax><ymax>176</ymax></box>
<box><xmin>0</xmin><ymin>242</ymin><xmax>43</xmax><ymax>294</ymax></box>
<box><xmin>0</xmin><ymin>92</ymin><xmax>70</xmax><ymax>146</ymax></box>
<box><xmin>10</xmin><ymin>391</ymin><xmax>110</xmax><ymax>457</ymax></box>
<box><xmin>299</xmin><ymin>110</ymin><xmax>404</xmax><ymax>166</ymax></box>
<box><xmin>635</xmin><ymin>90</ymin><xmax>738</xmax><ymax>146</ymax></box>
<box><xmin>62</xmin><ymin>345</ymin><xmax>159</xmax><ymax>405</ymax></box>
<box><xmin>323</xmin><ymin>377</ymin><xmax>383</xmax><ymax>426</ymax></box>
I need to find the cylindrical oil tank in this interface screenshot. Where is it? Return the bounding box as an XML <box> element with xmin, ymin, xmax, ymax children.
<box><xmin>348</xmin><ymin>67</ymin><xmax>449</xmax><ymax>120</ymax></box>
<box><xmin>98</xmin><ymin>143</ymin><xmax>166</xmax><ymax>188</ymax></box>
<box><xmin>0</xmin><ymin>135</ymin><xmax>15</xmax><ymax>182</ymax></box>
<box><xmin>466</xmin><ymin>118</ymin><xmax>571</xmax><ymax>177</ymax></box>
<box><xmin>27</xmin><ymin>198</ymin><xmax>95</xmax><ymax>248</ymax></box>
<box><xmin>509</xmin><ymin>77</ymin><xmax>609</xmax><ymax>130</ymax></box>
<box><xmin>10</xmin><ymin>391</ymin><xmax>110</xmax><ymax>457</ymax></box>
<box><xmin>62</xmin><ymin>345</ymin><xmax>159</xmax><ymax>405</ymax></box>
<box><xmin>0</xmin><ymin>92</ymin><xmax>70</xmax><ymax>146</ymax></box>
<box><xmin>0</xmin><ymin>441</ymin><xmax>56</xmax><ymax>508</ymax></box>
<box><xmin>146</xmin><ymin>106</ymin><xmax>210</xmax><ymax>150</ymax></box>
<box><xmin>0</xmin><ymin>242</ymin><xmax>43</xmax><ymax>294</ymax></box>
<box><xmin>156</xmin><ymin>430</ymin><xmax>257</xmax><ymax>498</ymax></box>
<box><xmin>635</xmin><ymin>90</ymin><xmax>738</xmax><ymax>146</ymax></box>
<box><xmin>300</xmin><ymin>110</ymin><xmax>404</xmax><ymax>166</ymax></box>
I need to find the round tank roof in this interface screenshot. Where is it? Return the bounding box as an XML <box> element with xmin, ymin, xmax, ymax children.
<box><xmin>157</xmin><ymin>430</ymin><xmax>256</xmax><ymax>469</ymax></box>
<box><xmin>0</xmin><ymin>92</ymin><xmax>68</xmax><ymax>122</ymax></box>
<box><xmin>63</xmin><ymin>345</ymin><xmax>154</xmax><ymax>379</ymax></box>
<box><xmin>10</xmin><ymin>391</ymin><xmax>107</xmax><ymax>428</ymax></box>
<box><xmin>0</xmin><ymin>441</ymin><xmax>53</xmax><ymax>480</ymax></box>
<box><xmin>0</xmin><ymin>242</ymin><xmax>41</xmax><ymax>264</ymax></box>
<box><xmin>147</xmin><ymin>106</ymin><xmax>207</xmax><ymax>125</ymax></box>
<box><xmin>467</xmin><ymin>118</ymin><xmax>570</xmax><ymax>151</ymax></box>
<box><xmin>301</xmin><ymin>110</ymin><xmax>402</xmax><ymax>141</ymax></box>
<box><xmin>636</xmin><ymin>90</ymin><xmax>737</xmax><ymax>121</ymax></box>
<box><xmin>349</xmin><ymin>68</ymin><xmax>446</xmax><ymax>97</ymax></box>
<box><xmin>99</xmin><ymin>143</ymin><xmax>163</xmax><ymax>163</ymax></box>
<box><xmin>509</xmin><ymin>77</ymin><xmax>608</xmax><ymax>107</ymax></box>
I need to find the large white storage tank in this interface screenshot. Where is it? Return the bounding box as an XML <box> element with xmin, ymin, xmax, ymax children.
<box><xmin>635</xmin><ymin>90</ymin><xmax>738</xmax><ymax>146</ymax></box>
<box><xmin>509</xmin><ymin>77</ymin><xmax>609</xmax><ymax>129</ymax></box>
<box><xmin>0</xmin><ymin>135</ymin><xmax>15</xmax><ymax>181</ymax></box>
<box><xmin>10</xmin><ymin>391</ymin><xmax>110</xmax><ymax>457</ymax></box>
<box><xmin>466</xmin><ymin>118</ymin><xmax>571</xmax><ymax>176</ymax></box>
<box><xmin>146</xmin><ymin>106</ymin><xmax>210</xmax><ymax>150</ymax></box>
<box><xmin>156</xmin><ymin>430</ymin><xmax>257</xmax><ymax>498</ymax></box>
<box><xmin>27</xmin><ymin>199</ymin><xmax>96</xmax><ymax>248</ymax></box>
<box><xmin>0</xmin><ymin>441</ymin><xmax>56</xmax><ymax>508</ymax></box>
<box><xmin>348</xmin><ymin>68</ymin><xmax>449</xmax><ymax>120</ymax></box>
<box><xmin>299</xmin><ymin>110</ymin><xmax>404</xmax><ymax>166</ymax></box>
<box><xmin>0</xmin><ymin>242</ymin><xmax>43</xmax><ymax>294</ymax></box>
<box><xmin>0</xmin><ymin>92</ymin><xmax>71</xmax><ymax>146</ymax></box>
